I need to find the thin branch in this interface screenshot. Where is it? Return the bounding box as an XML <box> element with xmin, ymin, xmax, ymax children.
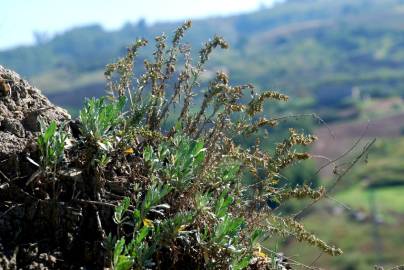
<box><xmin>309</xmin><ymin>154</ymin><xmax>333</xmax><ymax>163</ymax></box>
<box><xmin>0</xmin><ymin>169</ymin><xmax>10</xmax><ymax>181</ymax></box>
<box><xmin>260</xmin><ymin>245</ymin><xmax>320</xmax><ymax>270</ymax></box>
<box><xmin>0</xmin><ymin>203</ymin><xmax>22</xmax><ymax>219</ymax></box>
<box><xmin>313</xmin><ymin>120</ymin><xmax>370</xmax><ymax>177</ymax></box>
<box><xmin>294</xmin><ymin>138</ymin><xmax>376</xmax><ymax>220</ymax></box>
<box><xmin>95</xmin><ymin>208</ymin><xmax>107</xmax><ymax>239</ymax></box>
<box><xmin>272</xmin><ymin>113</ymin><xmax>335</xmax><ymax>139</ymax></box>
<box><xmin>72</xmin><ymin>199</ymin><xmax>118</xmax><ymax>209</ymax></box>
<box><xmin>309</xmin><ymin>252</ymin><xmax>323</xmax><ymax>268</ymax></box>
<box><xmin>325</xmin><ymin>194</ymin><xmax>352</xmax><ymax>212</ymax></box>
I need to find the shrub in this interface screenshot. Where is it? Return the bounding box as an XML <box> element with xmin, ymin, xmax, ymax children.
<box><xmin>96</xmin><ymin>21</ymin><xmax>342</xmax><ymax>269</ymax></box>
<box><xmin>30</xmin><ymin>21</ymin><xmax>342</xmax><ymax>269</ymax></box>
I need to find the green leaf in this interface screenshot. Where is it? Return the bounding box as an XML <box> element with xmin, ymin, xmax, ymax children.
<box><xmin>135</xmin><ymin>227</ymin><xmax>150</xmax><ymax>245</ymax></box>
<box><xmin>43</xmin><ymin>121</ymin><xmax>57</xmax><ymax>142</ymax></box>
<box><xmin>251</xmin><ymin>229</ymin><xmax>265</xmax><ymax>245</ymax></box>
<box><xmin>133</xmin><ymin>209</ymin><xmax>141</xmax><ymax>223</ymax></box>
<box><xmin>114</xmin><ymin>197</ymin><xmax>130</xmax><ymax>224</ymax></box>
<box><xmin>115</xmin><ymin>256</ymin><xmax>133</xmax><ymax>270</ymax></box>
<box><xmin>143</xmin><ymin>145</ymin><xmax>153</xmax><ymax>162</ymax></box>
<box><xmin>232</xmin><ymin>256</ymin><xmax>251</xmax><ymax>270</ymax></box>
<box><xmin>113</xmin><ymin>238</ymin><xmax>126</xmax><ymax>266</ymax></box>
<box><xmin>215</xmin><ymin>190</ymin><xmax>233</xmax><ymax>218</ymax></box>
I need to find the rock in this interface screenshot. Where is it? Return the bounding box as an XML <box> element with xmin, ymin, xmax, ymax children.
<box><xmin>0</xmin><ymin>65</ymin><xmax>71</xmax><ymax>166</ymax></box>
<box><xmin>1</xmin><ymin>119</ymin><xmax>25</xmax><ymax>137</ymax></box>
<box><xmin>0</xmin><ymin>131</ymin><xmax>27</xmax><ymax>158</ymax></box>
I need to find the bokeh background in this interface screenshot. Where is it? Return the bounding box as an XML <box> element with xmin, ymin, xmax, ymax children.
<box><xmin>2</xmin><ymin>0</ymin><xmax>404</xmax><ymax>268</ymax></box>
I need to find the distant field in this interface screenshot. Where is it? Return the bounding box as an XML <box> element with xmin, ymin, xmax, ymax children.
<box><xmin>337</xmin><ymin>185</ymin><xmax>404</xmax><ymax>214</ymax></box>
<box><xmin>283</xmin><ymin>203</ymin><xmax>404</xmax><ymax>269</ymax></box>
<box><xmin>311</xmin><ymin>99</ymin><xmax>404</xmax><ymax>178</ymax></box>
<box><xmin>270</xmin><ymin>185</ymin><xmax>404</xmax><ymax>269</ymax></box>
<box><xmin>284</xmin><ymin>132</ymin><xmax>404</xmax><ymax>269</ymax></box>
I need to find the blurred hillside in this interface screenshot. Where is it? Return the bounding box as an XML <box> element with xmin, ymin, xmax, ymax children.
<box><xmin>1</xmin><ymin>0</ymin><xmax>404</xmax><ymax>116</ymax></box>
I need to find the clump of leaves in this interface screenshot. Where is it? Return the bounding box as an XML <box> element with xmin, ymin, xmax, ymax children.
<box><xmin>77</xmin><ymin>95</ymin><xmax>127</xmax><ymax>170</ymax></box>
<box><xmin>79</xmin><ymin>96</ymin><xmax>126</xmax><ymax>141</ymax></box>
<box><xmin>37</xmin><ymin>120</ymin><xmax>68</xmax><ymax>174</ymax></box>
<box><xmin>92</xmin><ymin>21</ymin><xmax>342</xmax><ymax>269</ymax></box>
<box><xmin>143</xmin><ymin>131</ymin><xmax>205</xmax><ymax>190</ymax></box>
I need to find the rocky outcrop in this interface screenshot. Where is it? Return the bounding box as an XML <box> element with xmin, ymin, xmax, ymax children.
<box><xmin>0</xmin><ymin>66</ymin><xmax>75</xmax><ymax>269</ymax></box>
<box><xmin>0</xmin><ymin>65</ymin><xmax>70</xmax><ymax>161</ymax></box>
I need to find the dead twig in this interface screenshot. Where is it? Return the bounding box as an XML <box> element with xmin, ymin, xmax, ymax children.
<box><xmin>0</xmin><ymin>168</ymin><xmax>10</xmax><ymax>181</ymax></box>
<box><xmin>272</xmin><ymin>113</ymin><xmax>335</xmax><ymax>139</ymax></box>
<box><xmin>260</xmin><ymin>245</ymin><xmax>320</xmax><ymax>270</ymax></box>
<box><xmin>294</xmin><ymin>138</ymin><xmax>376</xmax><ymax>220</ymax></box>
<box><xmin>313</xmin><ymin>120</ymin><xmax>370</xmax><ymax>177</ymax></box>
<box><xmin>72</xmin><ymin>199</ymin><xmax>118</xmax><ymax>209</ymax></box>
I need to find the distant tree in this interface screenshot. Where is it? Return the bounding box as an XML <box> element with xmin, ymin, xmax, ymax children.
<box><xmin>137</xmin><ymin>18</ymin><xmax>147</xmax><ymax>30</ymax></box>
<box><xmin>33</xmin><ymin>31</ymin><xmax>50</xmax><ymax>45</ymax></box>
